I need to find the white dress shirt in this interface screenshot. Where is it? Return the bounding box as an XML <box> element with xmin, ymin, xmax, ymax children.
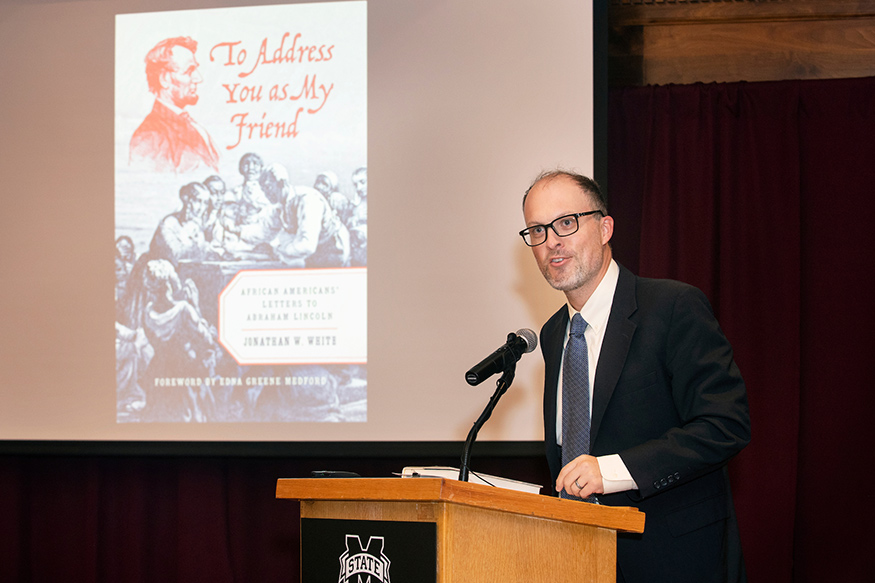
<box><xmin>556</xmin><ymin>259</ymin><xmax>638</xmax><ymax>493</ymax></box>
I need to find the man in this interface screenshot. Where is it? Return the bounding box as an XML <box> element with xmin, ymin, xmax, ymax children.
<box><xmin>130</xmin><ymin>36</ymin><xmax>219</xmax><ymax>173</ymax></box>
<box><xmin>218</xmin><ymin>153</ymin><xmax>282</xmax><ymax>252</ymax></box>
<box><xmin>202</xmin><ymin>175</ymin><xmax>226</xmax><ymax>242</ymax></box>
<box><xmin>350</xmin><ymin>166</ymin><xmax>367</xmax><ymax>209</ymax></box>
<box><xmin>314</xmin><ymin>171</ymin><xmax>352</xmax><ymax>224</ymax></box>
<box><xmin>149</xmin><ymin>182</ymin><xmax>221</xmax><ymax>266</ymax></box>
<box><xmin>347</xmin><ymin>166</ymin><xmax>367</xmax><ymax>267</ymax></box>
<box><xmin>140</xmin><ymin>259</ymin><xmax>218</xmax><ymax>422</ymax></box>
<box><xmin>261</xmin><ymin>163</ymin><xmax>350</xmax><ymax>268</ymax></box>
<box><xmin>521</xmin><ymin>170</ymin><xmax>750</xmax><ymax>583</ymax></box>
<box><xmin>118</xmin><ymin>182</ymin><xmax>222</xmax><ymax>331</ymax></box>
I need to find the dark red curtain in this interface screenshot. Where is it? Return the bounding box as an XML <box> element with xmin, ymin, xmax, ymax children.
<box><xmin>608</xmin><ymin>77</ymin><xmax>875</xmax><ymax>582</ymax></box>
<box><xmin>2</xmin><ymin>77</ymin><xmax>874</xmax><ymax>583</ymax></box>
<box><xmin>0</xmin><ymin>452</ymin><xmax>550</xmax><ymax>582</ymax></box>
<box><xmin>0</xmin><ymin>455</ymin><xmax>303</xmax><ymax>582</ymax></box>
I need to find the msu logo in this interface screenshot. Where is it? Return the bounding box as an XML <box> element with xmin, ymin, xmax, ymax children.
<box><xmin>338</xmin><ymin>534</ymin><xmax>391</xmax><ymax>583</ymax></box>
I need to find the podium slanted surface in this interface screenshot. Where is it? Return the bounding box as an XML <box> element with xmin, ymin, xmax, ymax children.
<box><xmin>277</xmin><ymin>477</ymin><xmax>644</xmax><ymax>583</ymax></box>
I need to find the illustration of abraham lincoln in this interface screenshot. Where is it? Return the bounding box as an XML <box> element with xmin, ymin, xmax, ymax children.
<box><xmin>130</xmin><ymin>36</ymin><xmax>220</xmax><ymax>173</ymax></box>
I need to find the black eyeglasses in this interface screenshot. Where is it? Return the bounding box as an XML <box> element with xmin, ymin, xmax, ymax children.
<box><xmin>519</xmin><ymin>210</ymin><xmax>604</xmax><ymax>247</ymax></box>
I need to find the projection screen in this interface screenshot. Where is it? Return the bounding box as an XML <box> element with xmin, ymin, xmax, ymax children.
<box><xmin>0</xmin><ymin>0</ymin><xmax>601</xmax><ymax>450</ymax></box>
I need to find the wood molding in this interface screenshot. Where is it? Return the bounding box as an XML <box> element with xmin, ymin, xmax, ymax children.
<box><xmin>612</xmin><ymin>0</ymin><xmax>875</xmax><ymax>26</ymax></box>
<box><xmin>609</xmin><ymin>0</ymin><xmax>875</xmax><ymax>84</ymax></box>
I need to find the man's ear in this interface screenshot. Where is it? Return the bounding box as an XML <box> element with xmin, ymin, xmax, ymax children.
<box><xmin>600</xmin><ymin>215</ymin><xmax>614</xmax><ymax>245</ymax></box>
<box><xmin>158</xmin><ymin>69</ymin><xmax>173</xmax><ymax>92</ymax></box>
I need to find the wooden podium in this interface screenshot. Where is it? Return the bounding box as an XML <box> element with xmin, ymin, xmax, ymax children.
<box><xmin>276</xmin><ymin>477</ymin><xmax>644</xmax><ymax>583</ymax></box>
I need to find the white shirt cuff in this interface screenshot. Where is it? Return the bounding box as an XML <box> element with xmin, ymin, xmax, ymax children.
<box><xmin>596</xmin><ymin>454</ymin><xmax>638</xmax><ymax>494</ymax></box>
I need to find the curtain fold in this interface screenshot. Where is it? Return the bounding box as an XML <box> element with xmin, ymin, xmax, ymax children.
<box><xmin>795</xmin><ymin>77</ymin><xmax>875</xmax><ymax>582</ymax></box>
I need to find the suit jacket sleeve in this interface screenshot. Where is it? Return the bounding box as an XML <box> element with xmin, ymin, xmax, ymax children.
<box><xmin>605</xmin><ymin>280</ymin><xmax>751</xmax><ymax>500</ymax></box>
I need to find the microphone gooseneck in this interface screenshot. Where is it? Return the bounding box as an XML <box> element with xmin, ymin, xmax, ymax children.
<box><xmin>459</xmin><ymin>328</ymin><xmax>537</xmax><ymax>482</ymax></box>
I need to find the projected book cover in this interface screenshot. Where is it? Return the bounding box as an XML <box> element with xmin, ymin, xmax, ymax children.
<box><xmin>113</xmin><ymin>2</ymin><xmax>367</xmax><ymax>423</ymax></box>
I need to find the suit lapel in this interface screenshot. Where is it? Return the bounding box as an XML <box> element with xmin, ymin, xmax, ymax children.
<box><xmin>541</xmin><ymin>306</ymin><xmax>568</xmax><ymax>453</ymax></box>
<box><xmin>590</xmin><ymin>265</ymin><xmax>638</xmax><ymax>443</ymax></box>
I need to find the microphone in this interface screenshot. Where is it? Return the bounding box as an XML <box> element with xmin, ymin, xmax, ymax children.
<box><xmin>465</xmin><ymin>329</ymin><xmax>538</xmax><ymax>386</ymax></box>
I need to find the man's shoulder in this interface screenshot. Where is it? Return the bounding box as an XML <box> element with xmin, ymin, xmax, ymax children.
<box><xmin>130</xmin><ymin>104</ymin><xmax>177</xmax><ymax>161</ymax></box>
<box><xmin>633</xmin><ymin>273</ymin><xmax>698</xmax><ymax>297</ymax></box>
<box><xmin>156</xmin><ymin>212</ymin><xmax>186</xmax><ymax>231</ymax></box>
<box><xmin>615</xmin><ymin>263</ymin><xmax>699</xmax><ymax>298</ymax></box>
<box><xmin>539</xmin><ymin>304</ymin><xmax>569</xmax><ymax>345</ymax></box>
<box><xmin>291</xmin><ymin>186</ymin><xmax>331</xmax><ymax>210</ymax></box>
<box><xmin>132</xmin><ymin>101</ymin><xmax>180</xmax><ymax>136</ymax></box>
<box><xmin>620</xmin><ymin>267</ymin><xmax>714</xmax><ymax>320</ymax></box>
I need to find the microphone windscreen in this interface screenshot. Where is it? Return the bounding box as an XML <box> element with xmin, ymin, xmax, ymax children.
<box><xmin>515</xmin><ymin>328</ymin><xmax>538</xmax><ymax>353</ymax></box>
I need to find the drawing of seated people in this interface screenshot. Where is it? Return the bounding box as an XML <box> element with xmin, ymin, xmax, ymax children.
<box><xmin>261</xmin><ymin>163</ymin><xmax>350</xmax><ymax>268</ymax></box>
<box><xmin>217</xmin><ymin>153</ymin><xmax>282</xmax><ymax>254</ymax></box>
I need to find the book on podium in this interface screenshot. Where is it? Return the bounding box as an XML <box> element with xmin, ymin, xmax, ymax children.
<box><xmin>400</xmin><ymin>465</ymin><xmax>542</xmax><ymax>494</ymax></box>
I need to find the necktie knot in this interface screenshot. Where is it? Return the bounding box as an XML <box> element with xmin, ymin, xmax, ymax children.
<box><xmin>570</xmin><ymin>312</ymin><xmax>588</xmax><ymax>336</ymax></box>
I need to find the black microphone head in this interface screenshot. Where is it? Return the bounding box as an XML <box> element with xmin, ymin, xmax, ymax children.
<box><xmin>515</xmin><ymin>328</ymin><xmax>538</xmax><ymax>353</ymax></box>
<box><xmin>464</xmin><ymin>327</ymin><xmax>538</xmax><ymax>386</ymax></box>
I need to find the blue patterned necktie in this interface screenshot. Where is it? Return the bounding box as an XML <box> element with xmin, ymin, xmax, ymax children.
<box><xmin>561</xmin><ymin>312</ymin><xmax>594</xmax><ymax>501</ymax></box>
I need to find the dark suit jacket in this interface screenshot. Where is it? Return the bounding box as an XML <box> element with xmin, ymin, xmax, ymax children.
<box><xmin>541</xmin><ymin>263</ymin><xmax>750</xmax><ymax>583</ymax></box>
<box><xmin>130</xmin><ymin>100</ymin><xmax>219</xmax><ymax>173</ymax></box>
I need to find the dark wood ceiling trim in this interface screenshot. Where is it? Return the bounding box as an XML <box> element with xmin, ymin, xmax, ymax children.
<box><xmin>611</xmin><ymin>0</ymin><xmax>875</xmax><ymax>27</ymax></box>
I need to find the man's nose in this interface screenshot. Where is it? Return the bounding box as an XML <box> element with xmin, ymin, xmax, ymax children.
<box><xmin>544</xmin><ymin>226</ymin><xmax>563</xmax><ymax>247</ymax></box>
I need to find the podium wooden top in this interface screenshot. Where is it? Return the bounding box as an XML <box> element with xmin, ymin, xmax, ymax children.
<box><xmin>276</xmin><ymin>477</ymin><xmax>644</xmax><ymax>534</ymax></box>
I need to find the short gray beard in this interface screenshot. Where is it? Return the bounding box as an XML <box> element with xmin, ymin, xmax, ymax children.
<box><xmin>542</xmin><ymin>262</ymin><xmax>587</xmax><ymax>292</ymax></box>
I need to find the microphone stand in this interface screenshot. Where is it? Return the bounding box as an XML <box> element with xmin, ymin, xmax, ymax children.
<box><xmin>458</xmin><ymin>362</ymin><xmax>516</xmax><ymax>482</ymax></box>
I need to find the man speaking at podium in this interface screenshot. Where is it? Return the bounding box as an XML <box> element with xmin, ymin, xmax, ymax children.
<box><xmin>520</xmin><ymin>170</ymin><xmax>750</xmax><ymax>583</ymax></box>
